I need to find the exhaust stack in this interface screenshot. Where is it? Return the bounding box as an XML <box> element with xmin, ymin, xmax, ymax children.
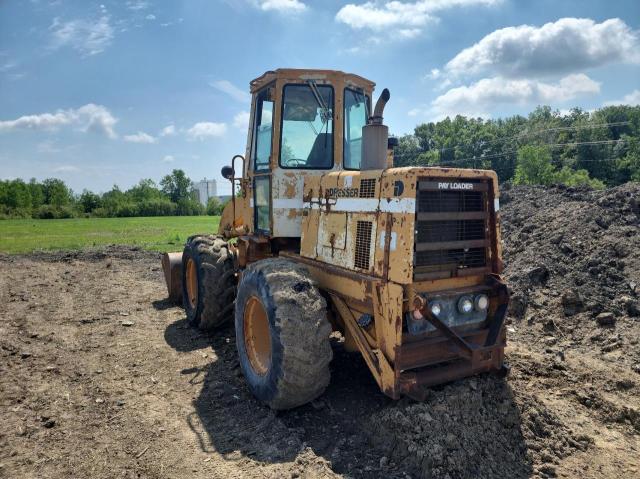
<box><xmin>361</xmin><ymin>88</ymin><xmax>390</xmax><ymax>171</ymax></box>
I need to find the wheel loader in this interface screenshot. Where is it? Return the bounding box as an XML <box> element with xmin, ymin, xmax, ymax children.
<box><xmin>162</xmin><ymin>68</ymin><xmax>510</xmax><ymax>410</ymax></box>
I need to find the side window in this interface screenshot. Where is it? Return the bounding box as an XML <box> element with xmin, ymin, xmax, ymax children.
<box><xmin>343</xmin><ymin>89</ymin><xmax>368</xmax><ymax>170</ymax></box>
<box><xmin>253</xmin><ymin>88</ymin><xmax>274</xmax><ymax>171</ymax></box>
<box><xmin>254</xmin><ymin>176</ymin><xmax>270</xmax><ymax>233</ymax></box>
<box><xmin>280</xmin><ymin>84</ymin><xmax>334</xmax><ymax>169</ymax></box>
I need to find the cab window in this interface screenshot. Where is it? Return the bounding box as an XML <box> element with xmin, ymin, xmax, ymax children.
<box><xmin>253</xmin><ymin>88</ymin><xmax>274</xmax><ymax>171</ymax></box>
<box><xmin>343</xmin><ymin>88</ymin><xmax>369</xmax><ymax>170</ymax></box>
<box><xmin>279</xmin><ymin>83</ymin><xmax>334</xmax><ymax>169</ymax></box>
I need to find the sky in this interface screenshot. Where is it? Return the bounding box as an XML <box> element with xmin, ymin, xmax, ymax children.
<box><xmin>1</xmin><ymin>0</ymin><xmax>639</xmax><ymax>195</ymax></box>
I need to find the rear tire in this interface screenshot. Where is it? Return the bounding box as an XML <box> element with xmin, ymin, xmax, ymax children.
<box><xmin>235</xmin><ymin>258</ymin><xmax>333</xmax><ymax>410</ymax></box>
<box><xmin>182</xmin><ymin>235</ymin><xmax>236</xmax><ymax>331</ymax></box>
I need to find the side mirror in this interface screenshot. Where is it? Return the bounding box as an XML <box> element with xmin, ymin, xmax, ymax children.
<box><xmin>387</xmin><ymin>137</ymin><xmax>399</xmax><ymax>149</ymax></box>
<box><xmin>221</xmin><ymin>165</ymin><xmax>234</xmax><ymax>180</ymax></box>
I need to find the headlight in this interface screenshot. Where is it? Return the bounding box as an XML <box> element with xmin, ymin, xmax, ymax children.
<box><xmin>458</xmin><ymin>296</ymin><xmax>474</xmax><ymax>314</ymax></box>
<box><xmin>430</xmin><ymin>302</ymin><xmax>442</xmax><ymax>317</ymax></box>
<box><xmin>475</xmin><ymin>294</ymin><xmax>489</xmax><ymax>311</ymax></box>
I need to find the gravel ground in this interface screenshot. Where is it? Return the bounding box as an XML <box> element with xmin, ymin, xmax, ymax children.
<box><xmin>1</xmin><ymin>184</ymin><xmax>639</xmax><ymax>479</ymax></box>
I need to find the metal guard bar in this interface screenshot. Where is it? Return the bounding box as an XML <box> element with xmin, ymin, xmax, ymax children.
<box><xmin>421</xmin><ymin>274</ymin><xmax>509</xmax><ymax>363</ymax></box>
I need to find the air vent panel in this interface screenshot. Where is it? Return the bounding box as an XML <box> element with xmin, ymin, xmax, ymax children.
<box><xmin>359</xmin><ymin>179</ymin><xmax>376</xmax><ymax>198</ymax></box>
<box><xmin>354</xmin><ymin>220</ymin><xmax>373</xmax><ymax>270</ymax></box>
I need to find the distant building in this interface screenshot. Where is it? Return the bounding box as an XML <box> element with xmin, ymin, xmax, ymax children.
<box><xmin>194</xmin><ymin>178</ymin><xmax>217</xmax><ymax>207</ymax></box>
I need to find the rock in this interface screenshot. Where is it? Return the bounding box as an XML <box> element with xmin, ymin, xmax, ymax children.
<box><xmin>43</xmin><ymin>419</ymin><xmax>56</xmax><ymax>428</ymax></box>
<box><xmin>526</xmin><ymin>265</ymin><xmax>549</xmax><ymax>285</ymax></box>
<box><xmin>620</xmin><ymin>296</ymin><xmax>640</xmax><ymax>317</ymax></box>
<box><xmin>379</xmin><ymin>456</ymin><xmax>388</xmax><ymax>468</ymax></box>
<box><xmin>121</xmin><ymin>320</ymin><xmax>134</xmax><ymax>327</ymax></box>
<box><xmin>20</xmin><ymin>351</ymin><xmax>32</xmax><ymax>359</ymax></box>
<box><xmin>596</xmin><ymin>312</ymin><xmax>616</xmax><ymax>326</ymax></box>
<box><xmin>561</xmin><ymin>290</ymin><xmax>584</xmax><ymax>316</ymax></box>
<box><xmin>509</xmin><ymin>293</ymin><xmax>528</xmax><ymax>319</ymax></box>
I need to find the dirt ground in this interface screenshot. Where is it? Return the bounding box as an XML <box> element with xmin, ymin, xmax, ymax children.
<box><xmin>1</xmin><ymin>184</ymin><xmax>639</xmax><ymax>478</ymax></box>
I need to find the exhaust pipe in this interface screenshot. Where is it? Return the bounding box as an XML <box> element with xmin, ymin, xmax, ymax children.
<box><xmin>361</xmin><ymin>88</ymin><xmax>390</xmax><ymax>170</ymax></box>
<box><xmin>371</xmin><ymin>88</ymin><xmax>390</xmax><ymax>124</ymax></box>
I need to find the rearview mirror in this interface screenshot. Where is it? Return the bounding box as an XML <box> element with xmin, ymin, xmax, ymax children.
<box><xmin>221</xmin><ymin>165</ymin><xmax>234</xmax><ymax>180</ymax></box>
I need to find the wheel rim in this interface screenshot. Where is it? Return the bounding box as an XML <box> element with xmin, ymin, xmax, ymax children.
<box><xmin>185</xmin><ymin>257</ymin><xmax>198</xmax><ymax>309</ymax></box>
<box><xmin>244</xmin><ymin>295</ymin><xmax>271</xmax><ymax>376</ymax></box>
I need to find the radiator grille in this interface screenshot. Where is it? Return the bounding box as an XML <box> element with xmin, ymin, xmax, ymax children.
<box><xmin>416</xmin><ymin>220</ymin><xmax>485</xmax><ymax>243</ymax></box>
<box><xmin>414</xmin><ymin>180</ymin><xmax>489</xmax><ymax>279</ymax></box>
<box><xmin>354</xmin><ymin>220</ymin><xmax>373</xmax><ymax>270</ymax></box>
<box><xmin>416</xmin><ymin>248</ymin><xmax>486</xmax><ymax>268</ymax></box>
<box><xmin>418</xmin><ymin>190</ymin><xmax>484</xmax><ymax>212</ymax></box>
<box><xmin>359</xmin><ymin>179</ymin><xmax>376</xmax><ymax>198</ymax></box>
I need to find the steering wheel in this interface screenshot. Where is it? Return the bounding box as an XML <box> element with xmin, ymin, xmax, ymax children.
<box><xmin>284</xmin><ymin>158</ymin><xmax>306</xmax><ymax>167</ymax></box>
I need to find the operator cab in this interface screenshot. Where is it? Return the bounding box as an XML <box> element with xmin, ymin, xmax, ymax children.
<box><xmin>222</xmin><ymin>69</ymin><xmax>376</xmax><ymax>239</ymax></box>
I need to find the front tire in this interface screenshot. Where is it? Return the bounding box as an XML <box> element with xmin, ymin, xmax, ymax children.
<box><xmin>182</xmin><ymin>235</ymin><xmax>236</xmax><ymax>331</ymax></box>
<box><xmin>235</xmin><ymin>258</ymin><xmax>333</xmax><ymax>410</ymax></box>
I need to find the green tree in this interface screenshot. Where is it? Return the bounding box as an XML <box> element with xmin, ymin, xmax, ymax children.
<box><xmin>42</xmin><ymin>178</ymin><xmax>72</xmax><ymax>207</ymax></box>
<box><xmin>514</xmin><ymin>145</ymin><xmax>556</xmax><ymax>185</ymax></box>
<box><xmin>78</xmin><ymin>189</ymin><xmax>102</xmax><ymax>213</ymax></box>
<box><xmin>160</xmin><ymin>169</ymin><xmax>192</xmax><ymax>203</ymax></box>
<box><xmin>127</xmin><ymin>178</ymin><xmax>164</xmax><ymax>202</ymax></box>
<box><xmin>206</xmin><ymin>196</ymin><xmax>224</xmax><ymax>216</ymax></box>
<box><xmin>28</xmin><ymin>178</ymin><xmax>44</xmax><ymax>209</ymax></box>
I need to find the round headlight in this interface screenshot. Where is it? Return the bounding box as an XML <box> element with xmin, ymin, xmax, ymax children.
<box><xmin>430</xmin><ymin>302</ymin><xmax>442</xmax><ymax>317</ymax></box>
<box><xmin>458</xmin><ymin>296</ymin><xmax>474</xmax><ymax>314</ymax></box>
<box><xmin>475</xmin><ymin>294</ymin><xmax>489</xmax><ymax>311</ymax></box>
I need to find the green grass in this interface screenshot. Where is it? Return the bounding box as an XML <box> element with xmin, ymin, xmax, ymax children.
<box><xmin>0</xmin><ymin>216</ymin><xmax>220</xmax><ymax>254</ymax></box>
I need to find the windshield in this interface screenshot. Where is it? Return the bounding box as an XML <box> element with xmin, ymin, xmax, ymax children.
<box><xmin>279</xmin><ymin>84</ymin><xmax>334</xmax><ymax>169</ymax></box>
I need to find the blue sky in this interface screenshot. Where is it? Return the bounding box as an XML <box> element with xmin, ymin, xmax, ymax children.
<box><xmin>1</xmin><ymin>0</ymin><xmax>639</xmax><ymax>195</ymax></box>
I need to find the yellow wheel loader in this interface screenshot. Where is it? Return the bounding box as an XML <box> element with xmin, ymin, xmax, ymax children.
<box><xmin>162</xmin><ymin>69</ymin><xmax>509</xmax><ymax>409</ymax></box>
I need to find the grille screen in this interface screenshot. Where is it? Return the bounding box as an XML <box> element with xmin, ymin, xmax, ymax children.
<box><xmin>416</xmin><ymin>220</ymin><xmax>485</xmax><ymax>243</ymax></box>
<box><xmin>359</xmin><ymin>179</ymin><xmax>376</xmax><ymax>198</ymax></box>
<box><xmin>354</xmin><ymin>220</ymin><xmax>373</xmax><ymax>270</ymax></box>
<box><xmin>418</xmin><ymin>190</ymin><xmax>484</xmax><ymax>212</ymax></box>
<box><xmin>414</xmin><ymin>180</ymin><xmax>489</xmax><ymax>279</ymax></box>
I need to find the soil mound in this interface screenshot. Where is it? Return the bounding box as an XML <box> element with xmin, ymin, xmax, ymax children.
<box><xmin>500</xmin><ymin>183</ymin><xmax>640</xmax><ymax>368</ymax></box>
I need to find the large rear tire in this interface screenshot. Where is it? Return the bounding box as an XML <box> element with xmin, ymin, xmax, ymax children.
<box><xmin>235</xmin><ymin>258</ymin><xmax>333</xmax><ymax>410</ymax></box>
<box><xmin>182</xmin><ymin>235</ymin><xmax>236</xmax><ymax>331</ymax></box>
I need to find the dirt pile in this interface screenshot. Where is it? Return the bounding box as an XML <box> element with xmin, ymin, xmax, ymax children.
<box><xmin>499</xmin><ymin>183</ymin><xmax>640</xmax><ymax>368</ymax></box>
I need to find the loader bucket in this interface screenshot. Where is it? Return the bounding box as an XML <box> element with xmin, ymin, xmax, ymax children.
<box><xmin>161</xmin><ymin>252</ymin><xmax>183</xmax><ymax>304</ymax></box>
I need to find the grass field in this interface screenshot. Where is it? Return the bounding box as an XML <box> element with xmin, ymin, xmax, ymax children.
<box><xmin>0</xmin><ymin>216</ymin><xmax>220</xmax><ymax>254</ymax></box>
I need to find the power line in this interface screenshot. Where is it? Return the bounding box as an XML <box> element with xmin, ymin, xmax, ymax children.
<box><xmin>392</xmin><ymin>120</ymin><xmax>632</xmax><ymax>160</ymax></box>
<box><xmin>425</xmin><ymin>139</ymin><xmax>627</xmax><ymax>167</ymax></box>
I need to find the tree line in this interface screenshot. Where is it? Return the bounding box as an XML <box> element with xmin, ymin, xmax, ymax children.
<box><xmin>2</xmin><ymin>104</ymin><xmax>638</xmax><ymax>219</ymax></box>
<box><xmin>0</xmin><ymin>169</ymin><xmax>227</xmax><ymax>219</ymax></box>
<box><xmin>393</xmin><ymin>104</ymin><xmax>639</xmax><ymax>188</ymax></box>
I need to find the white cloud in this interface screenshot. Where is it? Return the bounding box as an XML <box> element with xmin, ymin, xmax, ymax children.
<box><xmin>126</xmin><ymin>1</ymin><xmax>150</xmax><ymax>10</ymax></box>
<box><xmin>336</xmin><ymin>0</ymin><xmax>499</xmax><ymax>34</ymax></box>
<box><xmin>0</xmin><ymin>103</ymin><xmax>118</xmax><ymax>138</ymax></box>
<box><xmin>428</xmin><ymin>74</ymin><xmax>600</xmax><ymax>119</ymax></box>
<box><xmin>251</xmin><ymin>0</ymin><xmax>307</xmax><ymax>13</ymax></box>
<box><xmin>0</xmin><ymin>61</ymin><xmax>17</xmax><ymax>73</ymax></box>
<box><xmin>37</xmin><ymin>140</ymin><xmax>62</xmax><ymax>154</ymax></box>
<box><xmin>603</xmin><ymin>90</ymin><xmax>640</xmax><ymax>107</ymax></box>
<box><xmin>49</xmin><ymin>13</ymin><xmax>114</xmax><ymax>57</ymax></box>
<box><xmin>159</xmin><ymin>124</ymin><xmax>176</xmax><ymax>137</ymax></box>
<box><xmin>77</xmin><ymin>104</ymin><xmax>118</xmax><ymax>138</ymax></box>
<box><xmin>162</xmin><ymin>155</ymin><xmax>175</xmax><ymax>163</ymax></box>
<box><xmin>145</xmin><ymin>14</ymin><xmax>156</xmax><ymax>20</ymax></box>
<box><xmin>445</xmin><ymin>18</ymin><xmax>640</xmax><ymax>79</ymax></box>
<box><xmin>233</xmin><ymin>111</ymin><xmax>251</xmax><ymax>130</ymax></box>
<box><xmin>186</xmin><ymin>122</ymin><xmax>227</xmax><ymax>140</ymax></box>
<box><xmin>123</xmin><ymin>131</ymin><xmax>157</xmax><ymax>144</ymax></box>
<box><xmin>210</xmin><ymin>80</ymin><xmax>250</xmax><ymax>102</ymax></box>
<box><xmin>53</xmin><ymin>165</ymin><xmax>80</xmax><ymax>173</ymax></box>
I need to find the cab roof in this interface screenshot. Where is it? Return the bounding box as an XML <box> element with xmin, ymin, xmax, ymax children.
<box><xmin>250</xmin><ymin>68</ymin><xmax>376</xmax><ymax>94</ymax></box>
